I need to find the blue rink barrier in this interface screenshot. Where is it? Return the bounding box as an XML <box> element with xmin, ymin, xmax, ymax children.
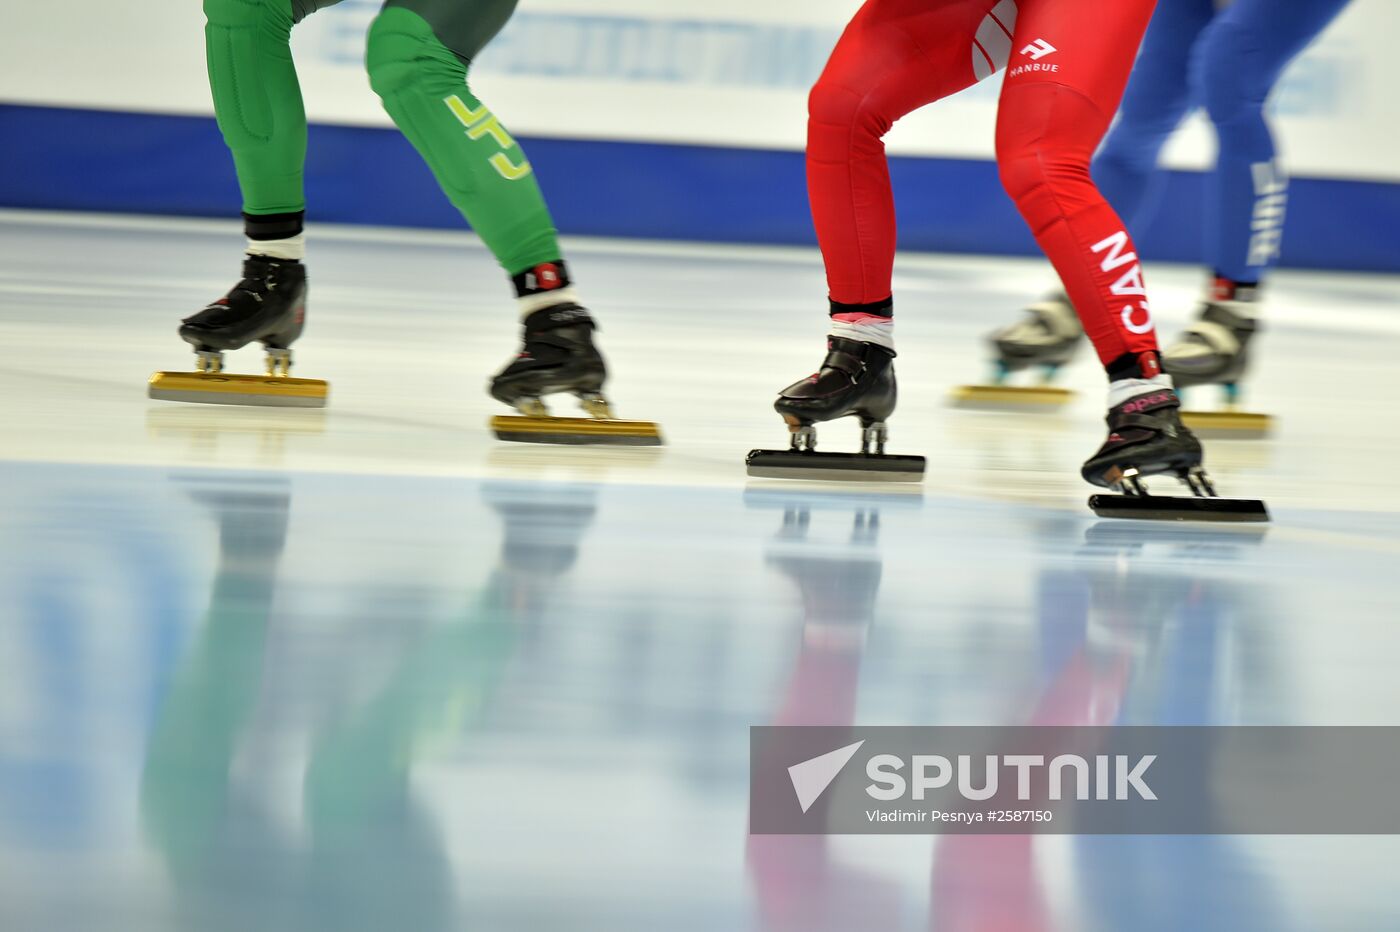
<box><xmin>2</xmin><ymin>103</ymin><xmax>1398</xmax><ymax>273</ymax></box>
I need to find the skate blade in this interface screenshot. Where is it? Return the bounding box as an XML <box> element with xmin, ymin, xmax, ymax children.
<box><xmin>1088</xmin><ymin>493</ymin><xmax>1270</xmax><ymax>523</ymax></box>
<box><xmin>489</xmin><ymin>415</ymin><xmax>663</xmax><ymax>446</ymax></box>
<box><xmin>148</xmin><ymin>372</ymin><xmax>328</xmax><ymax>408</ymax></box>
<box><xmin>746</xmin><ymin>450</ymin><xmax>926</xmax><ymax>483</ymax></box>
<box><xmin>1180</xmin><ymin>410</ymin><xmax>1274</xmax><ymax>438</ymax></box>
<box><xmin>950</xmin><ymin>385</ymin><xmax>1074</xmax><ymax>410</ymax></box>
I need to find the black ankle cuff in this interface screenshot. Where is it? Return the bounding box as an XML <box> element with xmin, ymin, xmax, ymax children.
<box><xmin>829</xmin><ymin>296</ymin><xmax>893</xmax><ymax>318</ymax></box>
<box><xmin>512</xmin><ymin>260</ymin><xmax>573</xmax><ymax>298</ymax></box>
<box><xmin>244</xmin><ymin>211</ymin><xmax>305</xmax><ymax>241</ymax></box>
<box><xmin>827</xmin><ymin>335</ymin><xmax>895</xmax><ymax>357</ymax></box>
<box><xmin>1106</xmin><ymin>350</ymin><xmax>1162</xmax><ymax>380</ymax></box>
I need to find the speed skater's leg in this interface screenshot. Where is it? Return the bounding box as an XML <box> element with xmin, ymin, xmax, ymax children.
<box><xmin>1162</xmin><ymin>0</ymin><xmax>1351</xmax><ymax>409</ymax></box>
<box><xmin>1194</xmin><ymin>0</ymin><xmax>1351</xmax><ymax>287</ymax></box>
<box><xmin>789</xmin><ymin>0</ymin><xmax>1008</xmax><ymax>422</ymax></box>
<box><xmin>366</xmin><ymin>0</ymin><xmax>564</xmax><ymax>287</ymax></box>
<box><xmin>756</xmin><ymin>0</ymin><xmax>1008</xmax><ymax>477</ymax></box>
<box><xmin>980</xmin><ymin>0</ymin><xmax>1210</xmax><ymax>397</ymax></box>
<box><xmin>996</xmin><ymin>0</ymin><xmax>1160</xmax><ymax>380</ymax></box>
<box><xmin>995</xmin><ymin>0</ymin><xmax>1254</xmax><ymax>512</ymax></box>
<box><xmin>152</xmin><ymin>0</ymin><xmax>343</xmax><ymax>404</ymax></box>
<box><xmin>365</xmin><ymin>2</ymin><xmax>655</xmax><ymax>439</ymax></box>
<box><xmin>807</xmin><ymin>0</ymin><xmax>1014</xmax><ymax>343</ymax></box>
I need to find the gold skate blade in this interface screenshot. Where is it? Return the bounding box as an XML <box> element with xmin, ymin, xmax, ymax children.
<box><xmin>746</xmin><ymin>450</ymin><xmax>926</xmax><ymax>483</ymax></box>
<box><xmin>1088</xmin><ymin>493</ymin><xmax>1270</xmax><ymax>523</ymax></box>
<box><xmin>148</xmin><ymin>371</ymin><xmax>329</xmax><ymax>408</ymax></box>
<box><xmin>950</xmin><ymin>384</ymin><xmax>1074</xmax><ymax>410</ymax></box>
<box><xmin>1181</xmin><ymin>410</ymin><xmax>1273</xmax><ymax>438</ymax></box>
<box><xmin>490</xmin><ymin>415</ymin><xmax>663</xmax><ymax>446</ymax></box>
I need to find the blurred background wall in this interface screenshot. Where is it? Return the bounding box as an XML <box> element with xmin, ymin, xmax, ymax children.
<box><xmin>1</xmin><ymin>0</ymin><xmax>1396</xmax><ymax>270</ymax></box>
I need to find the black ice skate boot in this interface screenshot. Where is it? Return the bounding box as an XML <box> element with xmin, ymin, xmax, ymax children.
<box><xmin>775</xmin><ymin>337</ymin><xmax>897</xmax><ymax>441</ymax></box>
<box><xmin>952</xmin><ymin>293</ymin><xmax>1081</xmax><ymax>409</ymax></box>
<box><xmin>1082</xmin><ymin>388</ymin><xmax>1203</xmax><ymax>489</ymax></box>
<box><xmin>491</xmin><ymin>304</ymin><xmax>607</xmax><ymax>415</ymax></box>
<box><xmin>1082</xmin><ymin>388</ymin><xmax>1267</xmax><ymax>522</ymax></box>
<box><xmin>747</xmin><ymin>337</ymin><xmax>924</xmax><ymax>482</ymax></box>
<box><xmin>149</xmin><ymin>255</ymin><xmax>327</xmax><ymax>407</ymax></box>
<box><xmin>488</xmin><ymin>304</ymin><xmax>660</xmax><ymax>445</ymax></box>
<box><xmin>179</xmin><ymin>255</ymin><xmax>308</xmax><ymax>376</ymax></box>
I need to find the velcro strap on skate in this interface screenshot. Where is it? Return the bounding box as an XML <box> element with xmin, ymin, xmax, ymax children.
<box><xmin>1201</xmin><ymin>301</ymin><xmax>1258</xmax><ymax>333</ymax></box>
<box><xmin>522</xmin><ymin>303</ymin><xmax>594</xmax><ymax>333</ymax></box>
<box><xmin>1027</xmin><ymin>297</ymin><xmax>1081</xmax><ymax>339</ymax></box>
<box><xmin>1110</xmin><ymin>412</ymin><xmax>1173</xmax><ymax>433</ymax></box>
<box><xmin>821</xmin><ymin>348</ymin><xmax>866</xmax><ymax>378</ymax></box>
<box><xmin>234</xmin><ymin>256</ymin><xmax>296</xmax><ymax>296</ymax></box>
<box><xmin>1179</xmin><ymin>319</ymin><xmax>1241</xmax><ymax>355</ymax></box>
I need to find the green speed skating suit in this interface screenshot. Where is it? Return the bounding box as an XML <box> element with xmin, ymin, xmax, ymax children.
<box><xmin>203</xmin><ymin>0</ymin><xmax>558</xmax><ymax>274</ymax></box>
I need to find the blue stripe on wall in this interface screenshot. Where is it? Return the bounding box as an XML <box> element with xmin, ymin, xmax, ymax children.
<box><xmin>2</xmin><ymin>103</ymin><xmax>1397</xmax><ymax>272</ymax></box>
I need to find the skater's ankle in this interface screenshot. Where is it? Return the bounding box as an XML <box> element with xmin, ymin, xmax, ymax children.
<box><xmin>1105</xmin><ymin>350</ymin><xmax>1171</xmax><ymax>407</ymax></box>
<box><xmin>828</xmin><ymin>296</ymin><xmax>894</xmax><ymax>351</ymax></box>
<box><xmin>244</xmin><ymin>210</ymin><xmax>306</xmax><ymax>261</ymax></box>
<box><xmin>512</xmin><ymin>260</ymin><xmax>582</xmax><ymax>317</ymax></box>
<box><xmin>1106</xmin><ymin>350</ymin><xmax>1162</xmax><ymax>381</ymax></box>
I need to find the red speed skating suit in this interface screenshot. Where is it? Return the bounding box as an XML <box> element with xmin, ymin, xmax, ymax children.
<box><xmin>809</xmin><ymin>0</ymin><xmax>1160</xmax><ymax>367</ymax></box>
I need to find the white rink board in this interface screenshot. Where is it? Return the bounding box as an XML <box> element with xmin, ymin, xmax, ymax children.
<box><xmin>0</xmin><ymin>0</ymin><xmax>1394</xmax><ymax>181</ymax></box>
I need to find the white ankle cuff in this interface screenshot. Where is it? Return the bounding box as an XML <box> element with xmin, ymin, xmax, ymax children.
<box><xmin>247</xmin><ymin>234</ymin><xmax>305</xmax><ymax>261</ymax></box>
<box><xmin>1107</xmin><ymin>374</ymin><xmax>1173</xmax><ymax>408</ymax></box>
<box><xmin>828</xmin><ymin>318</ymin><xmax>894</xmax><ymax>351</ymax></box>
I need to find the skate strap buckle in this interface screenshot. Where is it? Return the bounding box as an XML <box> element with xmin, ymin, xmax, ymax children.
<box><xmin>1202</xmin><ymin>301</ymin><xmax>1258</xmax><ymax>332</ymax></box>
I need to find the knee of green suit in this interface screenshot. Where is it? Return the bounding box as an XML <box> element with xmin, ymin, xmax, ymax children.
<box><xmin>365</xmin><ymin>7</ymin><xmax>561</xmax><ymax>272</ymax></box>
<box><xmin>204</xmin><ymin>0</ymin><xmax>307</xmax><ymax>213</ymax></box>
<box><xmin>365</xmin><ymin>8</ymin><xmax>466</xmax><ymax>108</ymax></box>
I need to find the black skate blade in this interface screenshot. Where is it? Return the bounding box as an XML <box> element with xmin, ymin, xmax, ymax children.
<box><xmin>1089</xmin><ymin>493</ymin><xmax>1270</xmax><ymax>523</ymax></box>
<box><xmin>746</xmin><ymin>450</ymin><xmax>926</xmax><ymax>483</ymax></box>
<box><xmin>1181</xmin><ymin>410</ymin><xmax>1274</xmax><ymax>438</ymax></box>
<box><xmin>148</xmin><ymin>371</ymin><xmax>328</xmax><ymax>408</ymax></box>
<box><xmin>490</xmin><ymin>415</ymin><xmax>663</xmax><ymax>446</ymax></box>
<box><xmin>950</xmin><ymin>384</ymin><xmax>1074</xmax><ymax>411</ymax></box>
